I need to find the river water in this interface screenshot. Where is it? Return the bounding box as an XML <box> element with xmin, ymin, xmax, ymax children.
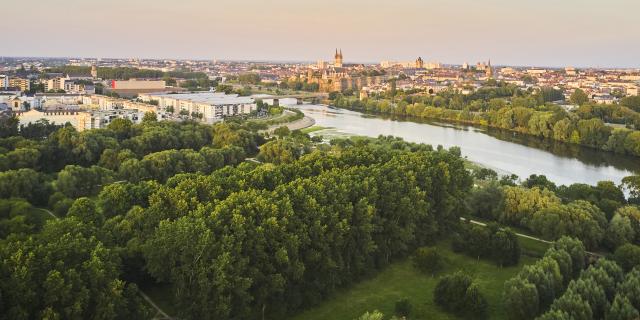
<box><xmin>289</xmin><ymin>102</ymin><xmax>639</xmax><ymax>186</ymax></box>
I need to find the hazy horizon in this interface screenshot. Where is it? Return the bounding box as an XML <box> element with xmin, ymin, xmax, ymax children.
<box><xmin>3</xmin><ymin>0</ymin><xmax>639</xmax><ymax>68</ymax></box>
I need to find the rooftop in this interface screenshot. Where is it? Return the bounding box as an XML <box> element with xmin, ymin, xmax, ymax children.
<box><xmin>147</xmin><ymin>92</ymin><xmax>254</xmax><ymax>105</ymax></box>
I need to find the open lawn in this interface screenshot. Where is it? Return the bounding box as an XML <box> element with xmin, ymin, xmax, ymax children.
<box><xmin>301</xmin><ymin>125</ymin><xmax>331</xmax><ymax>134</ymax></box>
<box><xmin>141</xmin><ymin>242</ymin><xmax>539</xmax><ymax>320</ymax></box>
<box><xmin>289</xmin><ymin>243</ymin><xmax>537</xmax><ymax>320</ymax></box>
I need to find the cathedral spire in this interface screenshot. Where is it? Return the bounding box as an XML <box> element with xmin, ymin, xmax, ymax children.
<box><xmin>334</xmin><ymin>48</ymin><xmax>343</xmax><ymax>68</ymax></box>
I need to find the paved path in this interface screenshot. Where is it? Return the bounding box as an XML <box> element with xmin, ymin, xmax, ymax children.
<box><xmin>460</xmin><ymin>217</ymin><xmax>553</xmax><ymax>244</ymax></box>
<box><xmin>37</xmin><ymin>207</ymin><xmax>58</xmax><ymax>219</ymax></box>
<box><xmin>246</xmin><ymin>158</ymin><xmax>262</xmax><ymax>164</ymax></box>
<box><xmin>140</xmin><ymin>291</ymin><xmax>173</xmax><ymax>320</ymax></box>
<box><xmin>460</xmin><ymin>217</ymin><xmax>602</xmax><ymax>257</ymax></box>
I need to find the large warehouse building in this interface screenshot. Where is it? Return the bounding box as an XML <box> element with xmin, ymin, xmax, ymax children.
<box><xmin>105</xmin><ymin>79</ymin><xmax>167</xmax><ymax>97</ymax></box>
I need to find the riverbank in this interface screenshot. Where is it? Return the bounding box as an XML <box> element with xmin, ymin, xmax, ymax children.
<box><xmin>296</xmin><ymin>104</ymin><xmax>639</xmax><ymax>186</ymax></box>
<box><xmin>262</xmin><ymin>110</ymin><xmax>316</xmax><ymax>133</ymax></box>
<box><xmin>331</xmin><ymin>101</ymin><xmax>640</xmax><ymax>158</ymax></box>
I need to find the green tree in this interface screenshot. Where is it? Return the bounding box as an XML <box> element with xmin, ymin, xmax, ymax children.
<box><xmin>606</xmin><ymin>214</ymin><xmax>636</xmax><ymax>249</ymax></box>
<box><xmin>434</xmin><ymin>271</ymin><xmax>486</xmax><ymax>318</ymax></box>
<box><xmin>490</xmin><ymin>228</ymin><xmax>521</xmax><ymax>267</ymax></box>
<box><xmin>606</xmin><ymin>294</ymin><xmax>640</xmax><ymax>320</ymax></box>
<box><xmin>56</xmin><ymin>165</ymin><xmax>115</xmax><ymax>198</ymax></box>
<box><xmin>613</xmin><ymin>244</ymin><xmax>640</xmax><ymax>272</ymax></box>
<box><xmin>622</xmin><ymin>176</ymin><xmax>640</xmax><ymax>204</ymax></box>
<box><xmin>0</xmin><ymin>115</ymin><xmax>19</xmax><ymax>138</ymax></box>
<box><xmin>548</xmin><ymin>290</ymin><xmax>592</xmax><ymax>320</ymax></box>
<box><xmin>394</xmin><ymin>298</ymin><xmax>412</xmax><ymax>318</ymax></box>
<box><xmin>464</xmin><ymin>283</ymin><xmax>488</xmax><ymax>319</ymax></box>
<box><xmin>67</xmin><ymin>197</ymin><xmax>104</xmax><ymax>226</ymax></box>
<box><xmin>273</xmin><ymin>126</ymin><xmax>291</xmax><ymax>138</ymax></box>
<box><xmin>466</xmin><ymin>182</ymin><xmax>504</xmax><ymax>220</ymax></box>
<box><xmin>142</xmin><ymin>111</ymin><xmax>157</xmax><ymax>123</ymax></box>
<box><xmin>570</xmin><ymin>89</ymin><xmax>589</xmax><ymax>106</ymax></box>
<box><xmin>504</xmin><ymin>277</ymin><xmax>539</xmax><ymax>320</ymax></box>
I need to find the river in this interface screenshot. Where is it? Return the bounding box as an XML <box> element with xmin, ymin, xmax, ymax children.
<box><xmin>283</xmin><ymin>101</ymin><xmax>639</xmax><ymax>186</ymax></box>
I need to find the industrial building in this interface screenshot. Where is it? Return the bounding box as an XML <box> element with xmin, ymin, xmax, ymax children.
<box><xmin>106</xmin><ymin>79</ymin><xmax>167</xmax><ymax>97</ymax></box>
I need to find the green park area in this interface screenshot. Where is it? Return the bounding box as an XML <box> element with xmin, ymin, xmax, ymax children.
<box><xmin>289</xmin><ymin>242</ymin><xmax>539</xmax><ymax>320</ymax></box>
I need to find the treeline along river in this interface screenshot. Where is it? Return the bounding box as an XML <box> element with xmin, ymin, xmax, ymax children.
<box><xmin>293</xmin><ymin>103</ymin><xmax>640</xmax><ymax>187</ymax></box>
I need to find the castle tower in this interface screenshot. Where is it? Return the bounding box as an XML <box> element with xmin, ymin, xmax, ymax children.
<box><xmin>334</xmin><ymin>49</ymin><xmax>343</xmax><ymax>68</ymax></box>
<box><xmin>91</xmin><ymin>65</ymin><xmax>98</xmax><ymax>79</ymax></box>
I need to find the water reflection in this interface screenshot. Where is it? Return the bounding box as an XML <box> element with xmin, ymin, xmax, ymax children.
<box><xmin>296</xmin><ymin>104</ymin><xmax>640</xmax><ymax>186</ymax></box>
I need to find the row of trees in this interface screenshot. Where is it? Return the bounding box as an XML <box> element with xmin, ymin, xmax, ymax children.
<box><xmin>0</xmin><ymin>118</ymin><xmax>259</xmax><ymax>172</ymax></box>
<box><xmin>452</xmin><ymin>222</ymin><xmax>521</xmax><ymax>267</ymax></box>
<box><xmin>45</xmin><ymin>66</ymin><xmax>208</xmax><ymax>81</ymax></box>
<box><xmin>537</xmin><ymin>259</ymin><xmax>639</xmax><ymax>320</ymax></box>
<box><xmin>503</xmin><ymin>237</ymin><xmax>587</xmax><ymax>319</ymax></box>
<box><xmin>467</xmin><ymin>172</ymin><xmax>638</xmax><ymax>251</ymax></box>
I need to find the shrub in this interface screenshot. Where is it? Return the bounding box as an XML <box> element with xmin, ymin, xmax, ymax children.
<box><xmin>413</xmin><ymin>247</ymin><xmax>444</xmax><ymax>275</ymax></box>
<box><xmin>394</xmin><ymin>297</ymin><xmax>412</xmax><ymax>318</ymax></box>
<box><xmin>434</xmin><ymin>271</ymin><xmax>487</xmax><ymax>318</ymax></box>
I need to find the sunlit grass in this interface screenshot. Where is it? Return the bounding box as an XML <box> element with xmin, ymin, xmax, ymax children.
<box><xmin>288</xmin><ymin>242</ymin><xmax>536</xmax><ymax>320</ymax></box>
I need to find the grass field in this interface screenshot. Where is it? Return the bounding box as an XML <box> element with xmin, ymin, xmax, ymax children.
<box><xmin>288</xmin><ymin>242</ymin><xmax>537</xmax><ymax>320</ymax></box>
<box><xmin>301</xmin><ymin>125</ymin><xmax>331</xmax><ymax>134</ymax></box>
<box><xmin>141</xmin><ymin>241</ymin><xmax>541</xmax><ymax>320</ymax></box>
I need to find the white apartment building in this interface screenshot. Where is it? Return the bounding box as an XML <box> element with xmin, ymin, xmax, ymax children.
<box><xmin>138</xmin><ymin>92</ymin><xmax>257</xmax><ymax>123</ymax></box>
<box><xmin>0</xmin><ymin>75</ymin><xmax>8</xmax><ymax>89</ymax></box>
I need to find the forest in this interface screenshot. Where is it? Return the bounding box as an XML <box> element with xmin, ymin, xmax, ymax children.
<box><xmin>2</xmin><ymin>110</ymin><xmax>640</xmax><ymax>319</ymax></box>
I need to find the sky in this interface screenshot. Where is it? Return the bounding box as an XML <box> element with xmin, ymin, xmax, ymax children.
<box><xmin>3</xmin><ymin>0</ymin><xmax>639</xmax><ymax>68</ymax></box>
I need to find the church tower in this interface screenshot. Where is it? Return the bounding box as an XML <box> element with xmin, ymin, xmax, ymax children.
<box><xmin>415</xmin><ymin>57</ymin><xmax>424</xmax><ymax>69</ymax></box>
<box><xmin>486</xmin><ymin>59</ymin><xmax>493</xmax><ymax>78</ymax></box>
<box><xmin>334</xmin><ymin>49</ymin><xmax>343</xmax><ymax>68</ymax></box>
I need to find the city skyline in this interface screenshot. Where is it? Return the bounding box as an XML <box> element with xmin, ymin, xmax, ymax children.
<box><xmin>3</xmin><ymin>0</ymin><xmax>640</xmax><ymax>68</ymax></box>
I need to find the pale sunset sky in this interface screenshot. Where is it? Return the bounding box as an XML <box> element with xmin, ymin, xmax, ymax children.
<box><xmin>3</xmin><ymin>0</ymin><xmax>639</xmax><ymax>68</ymax></box>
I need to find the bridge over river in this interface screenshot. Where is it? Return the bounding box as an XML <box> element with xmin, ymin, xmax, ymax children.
<box><xmin>253</xmin><ymin>93</ymin><xmax>328</xmax><ymax>106</ymax></box>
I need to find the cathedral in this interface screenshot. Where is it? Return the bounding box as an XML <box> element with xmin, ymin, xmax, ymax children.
<box><xmin>334</xmin><ymin>49</ymin><xmax>343</xmax><ymax>68</ymax></box>
<box><xmin>305</xmin><ymin>49</ymin><xmax>386</xmax><ymax>92</ymax></box>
